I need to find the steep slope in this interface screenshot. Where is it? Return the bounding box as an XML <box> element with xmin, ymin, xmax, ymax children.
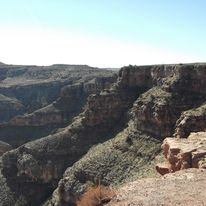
<box><xmin>0</xmin><ymin>94</ymin><xmax>24</xmax><ymax>123</ymax></box>
<box><xmin>0</xmin><ymin>64</ymin><xmax>116</xmax><ymax>121</ymax></box>
<box><xmin>1</xmin><ymin>63</ymin><xmax>206</xmax><ymax>206</ymax></box>
<box><xmin>156</xmin><ymin>131</ymin><xmax>206</xmax><ymax>175</ymax></box>
<box><xmin>175</xmin><ymin>103</ymin><xmax>206</xmax><ymax>138</ymax></box>
<box><xmin>0</xmin><ymin>64</ymin><xmax>116</xmax><ymax>146</ymax></box>
<box><xmin>110</xmin><ymin>131</ymin><xmax>206</xmax><ymax>206</ymax></box>
<box><xmin>47</xmin><ymin>125</ymin><xmax>161</xmax><ymax>206</ymax></box>
<box><xmin>1</xmin><ymin>65</ymin><xmax>153</xmax><ymax>206</ymax></box>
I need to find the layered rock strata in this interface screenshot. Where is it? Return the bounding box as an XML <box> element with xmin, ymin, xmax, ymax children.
<box><xmin>0</xmin><ymin>64</ymin><xmax>116</xmax><ymax>122</ymax></box>
<box><xmin>1</xmin><ymin>63</ymin><xmax>206</xmax><ymax>206</ymax></box>
<box><xmin>156</xmin><ymin>132</ymin><xmax>206</xmax><ymax>175</ymax></box>
<box><xmin>0</xmin><ymin>64</ymin><xmax>116</xmax><ymax>146</ymax></box>
<box><xmin>1</xmin><ymin>66</ymin><xmax>153</xmax><ymax>205</ymax></box>
<box><xmin>175</xmin><ymin>103</ymin><xmax>206</xmax><ymax>138</ymax></box>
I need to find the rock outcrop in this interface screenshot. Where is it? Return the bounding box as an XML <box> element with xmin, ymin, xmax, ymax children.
<box><xmin>131</xmin><ymin>64</ymin><xmax>206</xmax><ymax>139</ymax></box>
<box><xmin>108</xmin><ymin>168</ymin><xmax>206</xmax><ymax>206</ymax></box>
<box><xmin>175</xmin><ymin>103</ymin><xmax>206</xmax><ymax>138</ymax></box>
<box><xmin>0</xmin><ymin>64</ymin><xmax>116</xmax><ymax>122</ymax></box>
<box><xmin>1</xmin><ymin>63</ymin><xmax>206</xmax><ymax>206</ymax></box>
<box><xmin>1</xmin><ymin>65</ymin><xmax>156</xmax><ymax>205</ymax></box>
<box><xmin>0</xmin><ymin>64</ymin><xmax>116</xmax><ymax>146</ymax></box>
<box><xmin>0</xmin><ymin>141</ymin><xmax>12</xmax><ymax>156</ymax></box>
<box><xmin>156</xmin><ymin>132</ymin><xmax>206</xmax><ymax>175</ymax></box>
<box><xmin>47</xmin><ymin>126</ymin><xmax>161</xmax><ymax>206</ymax></box>
<box><xmin>0</xmin><ymin>94</ymin><xmax>24</xmax><ymax>122</ymax></box>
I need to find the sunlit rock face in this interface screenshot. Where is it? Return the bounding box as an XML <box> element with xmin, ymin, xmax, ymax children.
<box><xmin>1</xmin><ymin>63</ymin><xmax>206</xmax><ymax>206</ymax></box>
<box><xmin>131</xmin><ymin>64</ymin><xmax>206</xmax><ymax>139</ymax></box>
<box><xmin>0</xmin><ymin>64</ymin><xmax>116</xmax><ymax>147</ymax></box>
<box><xmin>156</xmin><ymin>132</ymin><xmax>206</xmax><ymax>175</ymax></box>
<box><xmin>175</xmin><ymin>103</ymin><xmax>206</xmax><ymax>138</ymax></box>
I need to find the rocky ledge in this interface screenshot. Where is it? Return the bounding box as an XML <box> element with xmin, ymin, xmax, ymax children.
<box><xmin>108</xmin><ymin>168</ymin><xmax>206</xmax><ymax>206</ymax></box>
<box><xmin>1</xmin><ymin>63</ymin><xmax>206</xmax><ymax>206</ymax></box>
<box><xmin>175</xmin><ymin>103</ymin><xmax>206</xmax><ymax>138</ymax></box>
<box><xmin>156</xmin><ymin>132</ymin><xmax>206</xmax><ymax>175</ymax></box>
<box><xmin>0</xmin><ymin>64</ymin><xmax>116</xmax><ymax>147</ymax></box>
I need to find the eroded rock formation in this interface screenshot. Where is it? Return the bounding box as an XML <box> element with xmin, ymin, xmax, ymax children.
<box><xmin>1</xmin><ymin>63</ymin><xmax>206</xmax><ymax>206</ymax></box>
<box><xmin>156</xmin><ymin>132</ymin><xmax>206</xmax><ymax>175</ymax></box>
<box><xmin>175</xmin><ymin>103</ymin><xmax>206</xmax><ymax>138</ymax></box>
<box><xmin>0</xmin><ymin>64</ymin><xmax>116</xmax><ymax>147</ymax></box>
<box><xmin>46</xmin><ymin>126</ymin><xmax>161</xmax><ymax>206</ymax></box>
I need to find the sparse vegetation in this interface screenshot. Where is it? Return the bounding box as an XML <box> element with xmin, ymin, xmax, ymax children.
<box><xmin>76</xmin><ymin>186</ymin><xmax>116</xmax><ymax>206</ymax></box>
<box><xmin>185</xmin><ymin>103</ymin><xmax>206</xmax><ymax>116</ymax></box>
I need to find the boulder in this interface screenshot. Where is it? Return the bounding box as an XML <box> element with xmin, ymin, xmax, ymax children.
<box><xmin>156</xmin><ymin>132</ymin><xmax>206</xmax><ymax>175</ymax></box>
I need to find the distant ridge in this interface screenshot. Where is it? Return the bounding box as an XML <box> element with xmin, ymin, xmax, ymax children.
<box><xmin>0</xmin><ymin>62</ymin><xmax>5</xmax><ymax>65</ymax></box>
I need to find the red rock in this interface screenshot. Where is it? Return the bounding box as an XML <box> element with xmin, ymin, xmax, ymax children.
<box><xmin>157</xmin><ymin>132</ymin><xmax>206</xmax><ymax>175</ymax></box>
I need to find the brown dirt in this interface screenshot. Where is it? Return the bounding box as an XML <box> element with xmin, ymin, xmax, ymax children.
<box><xmin>108</xmin><ymin>168</ymin><xmax>206</xmax><ymax>206</ymax></box>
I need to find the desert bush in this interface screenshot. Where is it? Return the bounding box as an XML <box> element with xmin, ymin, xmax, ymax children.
<box><xmin>76</xmin><ymin>185</ymin><xmax>116</xmax><ymax>206</ymax></box>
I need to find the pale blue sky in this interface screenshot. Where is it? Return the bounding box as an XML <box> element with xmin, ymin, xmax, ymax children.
<box><xmin>0</xmin><ymin>0</ymin><xmax>205</xmax><ymax>67</ymax></box>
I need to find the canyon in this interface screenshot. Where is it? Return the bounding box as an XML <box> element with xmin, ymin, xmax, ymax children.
<box><xmin>0</xmin><ymin>63</ymin><xmax>206</xmax><ymax>206</ymax></box>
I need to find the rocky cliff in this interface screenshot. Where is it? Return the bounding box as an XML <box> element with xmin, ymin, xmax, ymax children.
<box><xmin>0</xmin><ymin>64</ymin><xmax>116</xmax><ymax>121</ymax></box>
<box><xmin>1</xmin><ymin>63</ymin><xmax>206</xmax><ymax>206</ymax></box>
<box><xmin>175</xmin><ymin>103</ymin><xmax>206</xmax><ymax>138</ymax></box>
<box><xmin>156</xmin><ymin>131</ymin><xmax>206</xmax><ymax>175</ymax></box>
<box><xmin>0</xmin><ymin>64</ymin><xmax>116</xmax><ymax>147</ymax></box>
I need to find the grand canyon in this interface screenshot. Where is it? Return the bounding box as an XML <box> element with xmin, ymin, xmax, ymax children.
<box><xmin>0</xmin><ymin>62</ymin><xmax>206</xmax><ymax>205</ymax></box>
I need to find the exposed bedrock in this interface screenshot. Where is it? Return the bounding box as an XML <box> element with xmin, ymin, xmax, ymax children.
<box><xmin>131</xmin><ymin>64</ymin><xmax>206</xmax><ymax>139</ymax></box>
<box><xmin>0</xmin><ymin>65</ymin><xmax>116</xmax><ymax>146</ymax></box>
<box><xmin>0</xmin><ymin>94</ymin><xmax>24</xmax><ymax>122</ymax></box>
<box><xmin>0</xmin><ymin>81</ymin><xmax>64</xmax><ymax>120</ymax></box>
<box><xmin>175</xmin><ymin>103</ymin><xmax>206</xmax><ymax>138</ymax></box>
<box><xmin>1</xmin><ymin>117</ymin><xmax>121</xmax><ymax>206</ymax></box>
<box><xmin>108</xmin><ymin>168</ymin><xmax>206</xmax><ymax>206</ymax></box>
<box><xmin>1</xmin><ymin>65</ymin><xmax>154</xmax><ymax>205</ymax></box>
<box><xmin>0</xmin><ymin>76</ymin><xmax>116</xmax><ymax>147</ymax></box>
<box><xmin>0</xmin><ymin>64</ymin><xmax>116</xmax><ymax>122</ymax></box>
<box><xmin>131</xmin><ymin>87</ymin><xmax>177</xmax><ymax>138</ymax></box>
<box><xmin>1</xmin><ymin>63</ymin><xmax>206</xmax><ymax>206</ymax></box>
<box><xmin>156</xmin><ymin>132</ymin><xmax>206</xmax><ymax>175</ymax></box>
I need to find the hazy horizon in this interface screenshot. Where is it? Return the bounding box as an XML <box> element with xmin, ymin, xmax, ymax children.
<box><xmin>0</xmin><ymin>0</ymin><xmax>205</xmax><ymax>67</ymax></box>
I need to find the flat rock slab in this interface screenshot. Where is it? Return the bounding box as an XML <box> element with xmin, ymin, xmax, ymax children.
<box><xmin>108</xmin><ymin>168</ymin><xmax>206</xmax><ymax>206</ymax></box>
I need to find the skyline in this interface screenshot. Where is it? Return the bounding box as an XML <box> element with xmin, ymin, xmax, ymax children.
<box><xmin>0</xmin><ymin>0</ymin><xmax>205</xmax><ymax>67</ymax></box>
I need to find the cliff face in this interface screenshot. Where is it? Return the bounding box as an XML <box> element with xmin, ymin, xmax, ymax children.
<box><xmin>1</xmin><ymin>63</ymin><xmax>206</xmax><ymax>206</ymax></box>
<box><xmin>0</xmin><ymin>64</ymin><xmax>116</xmax><ymax>147</ymax></box>
<box><xmin>0</xmin><ymin>94</ymin><xmax>24</xmax><ymax>122</ymax></box>
<box><xmin>156</xmin><ymin>132</ymin><xmax>206</xmax><ymax>175</ymax></box>
<box><xmin>131</xmin><ymin>64</ymin><xmax>206</xmax><ymax>139</ymax></box>
<box><xmin>0</xmin><ymin>64</ymin><xmax>116</xmax><ymax>121</ymax></box>
<box><xmin>175</xmin><ymin>103</ymin><xmax>206</xmax><ymax>138</ymax></box>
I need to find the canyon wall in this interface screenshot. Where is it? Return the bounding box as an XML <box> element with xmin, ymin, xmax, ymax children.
<box><xmin>0</xmin><ymin>64</ymin><xmax>116</xmax><ymax>146</ymax></box>
<box><xmin>1</xmin><ymin>63</ymin><xmax>206</xmax><ymax>206</ymax></box>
